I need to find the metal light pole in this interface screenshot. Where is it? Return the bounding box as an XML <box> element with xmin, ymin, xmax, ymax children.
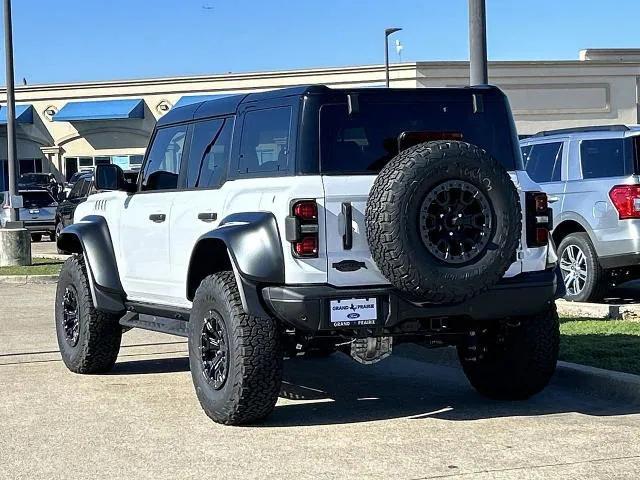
<box><xmin>469</xmin><ymin>0</ymin><xmax>488</xmax><ymax>85</ymax></box>
<box><xmin>384</xmin><ymin>27</ymin><xmax>402</xmax><ymax>88</ymax></box>
<box><xmin>3</xmin><ymin>0</ymin><xmax>18</xmax><ymax>222</ymax></box>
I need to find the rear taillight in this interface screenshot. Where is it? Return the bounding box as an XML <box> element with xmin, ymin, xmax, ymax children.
<box><xmin>609</xmin><ymin>185</ymin><xmax>640</xmax><ymax>219</ymax></box>
<box><xmin>526</xmin><ymin>192</ymin><xmax>551</xmax><ymax>247</ymax></box>
<box><xmin>285</xmin><ymin>200</ymin><xmax>319</xmax><ymax>258</ymax></box>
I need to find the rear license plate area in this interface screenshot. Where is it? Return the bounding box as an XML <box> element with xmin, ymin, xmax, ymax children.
<box><xmin>329</xmin><ymin>297</ymin><xmax>378</xmax><ymax>327</ymax></box>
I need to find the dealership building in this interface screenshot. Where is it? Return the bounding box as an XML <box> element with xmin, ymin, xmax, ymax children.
<box><xmin>1</xmin><ymin>48</ymin><xmax>640</xmax><ymax>185</ymax></box>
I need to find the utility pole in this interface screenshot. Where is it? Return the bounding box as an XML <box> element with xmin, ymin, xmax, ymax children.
<box><xmin>469</xmin><ymin>0</ymin><xmax>488</xmax><ymax>85</ymax></box>
<box><xmin>3</xmin><ymin>0</ymin><xmax>18</xmax><ymax>222</ymax></box>
<box><xmin>0</xmin><ymin>0</ymin><xmax>29</xmax><ymax>268</ymax></box>
<box><xmin>384</xmin><ymin>27</ymin><xmax>402</xmax><ymax>88</ymax></box>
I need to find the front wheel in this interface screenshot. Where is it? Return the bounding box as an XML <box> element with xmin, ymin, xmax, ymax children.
<box><xmin>458</xmin><ymin>305</ymin><xmax>559</xmax><ymax>400</ymax></box>
<box><xmin>55</xmin><ymin>255</ymin><xmax>122</xmax><ymax>373</ymax></box>
<box><xmin>188</xmin><ymin>271</ymin><xmax>282</xmax><ymax>425</ymax></box>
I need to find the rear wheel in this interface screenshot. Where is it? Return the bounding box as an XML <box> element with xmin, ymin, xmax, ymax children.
<box><xmin>189</xmin><ymin>271</ymin><xmax>282</xmax><ymax>425</ymax></box>
<box><xmin>31</xmin><ymin>233</ymin><xmax>42</xmax><ymax>242</ymax></box>
<box><xmin>558</xmin><ymin>233</ymin><xmax>607</xmax><ymax>302</ymax></box>
<box><xmin>458</xmin><ymin>306</ymin><xmax>559</xmax><ymax>400</ymax></box>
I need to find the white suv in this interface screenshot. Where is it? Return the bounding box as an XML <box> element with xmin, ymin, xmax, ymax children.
<box><xmin>55</xmin><ymin>85</ymin><xmax>561</xmax><ymax>425</ymax></box>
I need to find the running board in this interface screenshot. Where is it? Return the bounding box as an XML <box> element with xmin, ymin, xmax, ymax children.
<box><xmin>119</xmin><ymin>312</ymin><xmax>189</xmax><ymax>338</ymax></box>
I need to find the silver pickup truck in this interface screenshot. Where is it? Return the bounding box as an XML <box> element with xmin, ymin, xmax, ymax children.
<box><xmin>1</xmin><ymin>189</ymin><xmax>58</xmax><ymax>241</ymax></box>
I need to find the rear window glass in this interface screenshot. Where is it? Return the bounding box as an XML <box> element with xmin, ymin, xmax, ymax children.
<box><xmin>21</xmin><ymin>191</ymin><xmax>57</xmax><ymax>208</ymax></box>
<box><xmin>320</xmin><ymin>100</ymin><xmax>521</xmax><ymax>174</ymax></box>
<box><xmin>580</xmin><ymin>138</ymin><xmax>633</xmax><ymax>179</ymax></box>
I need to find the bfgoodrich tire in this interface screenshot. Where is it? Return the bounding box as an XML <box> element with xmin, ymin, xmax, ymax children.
<box><xmin>457</xmin><ymin>305</ymin><xmax>559</xmax><ymax>400</ymax></box>
<box><xmin>366</xmin><ymin>140</ymin><xmax>521</xmax><ymax>304</ymax></box>
<box><xmin>55</xmin><ymin>255</ymin><xmax>122</xmax><ymax>373</ymax></box>
<box><xmin>189</xmin><ymin>271</ymin><xmax>282</xmax><ymax>425</ymax></box>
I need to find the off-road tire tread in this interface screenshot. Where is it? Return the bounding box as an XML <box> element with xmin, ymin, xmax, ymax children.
<box><xmin>366</xmin><ymin>140</ymin><xmax>521</xmax><ymax>303</ymax></box>
<box><xmin>458</xmin><ymin>304</ymin><xmax>559</xmax><ymax>400</ymax></box>
<box><xmin>190</xmin><ymin>271</ymin><xmax>282</xmax><ymax>425</ymax></box>
<box><xmin>56</xmin><ymin>255</ymin><xmax>122</xmax><ymax>373</ymax></box>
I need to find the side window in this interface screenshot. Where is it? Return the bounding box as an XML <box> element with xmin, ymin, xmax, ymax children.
<box><xmin>68</xmin><ymin>180</ymin><xmax>84</xmax><ymax>199</ymax></box>
<box><xmin>141</xmin><ymin>125</ymin><xmax>188</xmax><ymax>191</ymax></box>
<box><xmin>238</xmin><ymin>106</ymin><xmax>291</xmax><ymax>175</ymax></box>
<box><xmin>79</xmin><ymin>179</ymin><xmax>91</xmax><ymax>198</ymax></box>
<box><xmin>524</xmin><ymin>142</ymin><xmax>563</xmax><ymax>183</ymax></box>
<box><xmin>186</xmin><ymin>117</ymin><xmax>234</xmax><ymax>189</ymax></box>
<box><xmin>580</xmin><ymin>139</ymin><xmax>630</xmax><ymax>179</ymax></box>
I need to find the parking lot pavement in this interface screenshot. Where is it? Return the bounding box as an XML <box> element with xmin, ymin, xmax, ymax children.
<box><xmin>1</xmin><ymin>284</ymin><xmax>640</xmax><ymax>480</ymax></box>
<box><xmin>30</xmin><ymin>238</ymin><xmax>59</xmax><ymax>257</ymax></box>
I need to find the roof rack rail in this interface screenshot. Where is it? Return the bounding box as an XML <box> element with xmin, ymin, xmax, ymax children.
<box><xmin>532</xmin><ymin>125</ymin><xmax>630</xmax><ymax>137</ymax></box>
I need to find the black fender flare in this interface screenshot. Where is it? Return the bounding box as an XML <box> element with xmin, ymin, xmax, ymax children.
<box><xmin>187</xmin><ymin>212</ymin><xmax>284</xmax><ymax>318</ymax></box>
<box><xmin>56</xmin><ymin>215</ymin><xmax>126</xmax><ymax>314</ymax></box>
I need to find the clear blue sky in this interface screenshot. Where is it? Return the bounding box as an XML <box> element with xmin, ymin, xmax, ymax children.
<box><xmin>1</xmin><ymin>0</ymin><xmax>639</xmax><ymax>85</ymax></box>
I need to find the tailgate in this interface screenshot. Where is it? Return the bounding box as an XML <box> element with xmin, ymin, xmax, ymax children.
<box><xmin>323</xmin><ymin>175</ymin><xmax>389</xmax><ymax>286</ymax></box>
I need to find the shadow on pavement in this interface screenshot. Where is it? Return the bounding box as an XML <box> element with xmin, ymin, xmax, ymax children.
<box><xmin>107</xmin><ymin>346</ymin><xmax>640</xmax><ymax>427</ymax></box>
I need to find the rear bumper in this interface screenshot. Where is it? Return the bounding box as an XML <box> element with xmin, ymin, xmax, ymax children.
<box><xmin>22</xmin><ymin>220</ymin><xmax>55</xmax><ymax>233</ymax></box>
<box><xmin>599</xmin><ymin>252</ymin><xmax>640</xmax><ymax>269</ymax></box>
<box><xmin>262</xmin><ymin>268</ymin><xmax>561</xmax><ymax>333</ymax></box>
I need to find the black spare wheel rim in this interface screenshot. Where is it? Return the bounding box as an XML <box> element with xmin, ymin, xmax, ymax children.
<box><xmin>200</xmin><ymin>310</ymin><xmax>229</xmax><ymax>390</ymax></box>
<box><xmin>61</xmin><ymin>285</ymin><xmax>80</xmax><ymax>347</ymax></box>
<box><xmin>419</xmin><ymin>179</ymin><xmax>494</xmax><ymax>264</ymax></box>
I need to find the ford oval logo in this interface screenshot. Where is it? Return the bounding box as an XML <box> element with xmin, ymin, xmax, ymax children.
<box><xmin>347</xmin><ymin>313</ymin><xmax>360</xmax><ymax>319</ymax></box>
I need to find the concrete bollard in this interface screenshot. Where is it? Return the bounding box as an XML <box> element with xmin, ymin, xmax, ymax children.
<box><xmin>0</xmin><ymin>228</ymin><xmax>32</xmax><ymax>267</ymax></box>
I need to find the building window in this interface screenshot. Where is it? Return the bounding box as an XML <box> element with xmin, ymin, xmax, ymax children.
<box><xmin>63</xmin><ymin>154</ymin><xmax>146</xmax><ymax>176</ymax></box>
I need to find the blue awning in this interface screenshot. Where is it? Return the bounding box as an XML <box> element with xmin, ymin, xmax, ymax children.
<box><xmin>53</xmin><ymin>98</ymin><xmax>145</xmax><ymax>122</ymax></box>
<box><xmin>0</xmin><ymin>104</ymin><xmax>34</xmax><ymax>124</ymax></box>
<box><xmin>173</xmin><ymin>94</ymin><xmax>227</xmax><ymax>109</ymax></box>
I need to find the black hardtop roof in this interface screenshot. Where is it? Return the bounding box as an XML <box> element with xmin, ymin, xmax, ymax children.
<box><xmin>156</xmin><ymin>84</ymin><xmax>504</xmax><ymax>127</ymax></box>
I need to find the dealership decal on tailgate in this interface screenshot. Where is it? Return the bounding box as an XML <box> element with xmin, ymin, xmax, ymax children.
<box><xmin>330</xmin><ymin>298</ymin><xmax>377</xmax><ymax>326</ymax></box>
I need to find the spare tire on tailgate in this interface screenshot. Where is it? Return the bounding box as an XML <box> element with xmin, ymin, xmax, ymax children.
<box><xmin>366</xmin><ymin>140</ymin><xmax>521</xmax><ymax>304</ymax></box>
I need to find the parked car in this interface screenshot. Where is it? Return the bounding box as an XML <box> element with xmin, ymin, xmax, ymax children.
<box><xmin>18</xmin><ymin>172</ymin><xmax>62</xmax><ymax>199</ymax></box>
<box><xmin>520</xmin><ymin>124</ymin><xmax>640</xmax><ymax>302</ymax></box>
<box><xmin>63</xmin><ymin>169</ymin><xmax>93</xmax><ymax>194</ymax></box>
<box><xmin>55</xmin><ymin>170</ymin><xmax>138</xmax><ymax>244</ymax></box>
<box><xmin>55</xmin><ymin>85</ymin><xmax>561</xmax><ymax>425</ymax></box>
<box><xmin>1</xmin><ymin>188</ymin><xmax>58</xmax><ymax>241</ymax></box>
<box><xmin>55</xmin><ymin>172</ymin><xmax>93</xmax><ymax>244</ymax></box>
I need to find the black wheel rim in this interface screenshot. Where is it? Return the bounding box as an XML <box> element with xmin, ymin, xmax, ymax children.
<box><xmin>200</xmin><ymin>311</ymin><xmax>229</xmax><ymax>390</ymax></box>
<box><xmin>61</xmin><ymin>285</ymin><xmax>80</xmax><ymax>347</ymax></box>
<box><xmin>419</xmin><ymin>180</ymin><xmax>494</xmax><ymax>264</ymax></box>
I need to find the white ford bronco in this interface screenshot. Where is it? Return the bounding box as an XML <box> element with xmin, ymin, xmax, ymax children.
<box><xmin>55</xmin><ymin>85</ymin><xmax>562</xmax><ymax>425</ymax></box>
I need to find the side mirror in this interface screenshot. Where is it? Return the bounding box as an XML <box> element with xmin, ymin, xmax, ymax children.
<box><xmin>95</xmin><ymin>164</ymin><xmax>135</xmax><ymax>193</ymax></box>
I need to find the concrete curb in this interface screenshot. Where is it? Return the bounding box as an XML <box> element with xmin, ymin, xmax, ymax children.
<box><xmin>556</xmin><ymin>299</ymin><xmax>640</xmax><ymax>321</ymax></box>
<box><xmin>555</xmin><ymin>361</ymin><xmax>640</xmax><ymax>404</ymax></box>
<box><xmin>36</xmin><ymin>254</ymin><xmax>69</xmax><ymax>261</ymax></box>
<box><xmin>0</xmin><ymin>274</ymin><xmax>59</xmax><ymax>285</ymax></box>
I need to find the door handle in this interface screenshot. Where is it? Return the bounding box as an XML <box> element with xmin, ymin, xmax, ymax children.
<box><xmin>548</xmin><ymin>195</ymin><xmax>560</xmax><ymax>204</ymax></box>
<box><xmin>149</xmin><ymin>213</ymin><xmax>166</xmax><ymax>223</ymax></box>
<box><xmin>198</xmin><ymin>212</ymin><xmax>218</xmax><ymax>222</ymax></box>
<box><xmin>341</xmin><ymin>202</ymin><xmax>353</xmax><ymax>250</ymax></box>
